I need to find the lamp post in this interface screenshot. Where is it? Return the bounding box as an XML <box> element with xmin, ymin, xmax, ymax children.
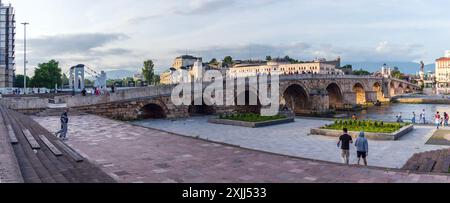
<box><xmin>21</xmin><ymin>22</ymin><xmax>29</xmax><ymax>94</ymax></box>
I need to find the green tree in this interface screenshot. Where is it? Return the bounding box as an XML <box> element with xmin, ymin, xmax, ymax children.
<box><xmin>209</xmin><ymin>58</ymin><xmax>218</xmax><ymax>65</ymax></box>
<box><xmin>84</xmin><ymin>79</ymin><xmax>94</xmax><ymax>87</ymax></box>
<box><xmin>142</xmin><ymin>60</ymin><xmax>155</xmax><ymax>85</ymax></box>
<box><xmin>30</xmin><ymin>60</ymin><xmax>62</xmax><ymax>89</ymax></box>
<box><xmin>266</xmin><ymin>56</ymin><xmax>272</xmax><ymax>61</ymax></box>
<box><xmin>61</xmin><ymin>73</ymin><xmax>69</xmax><ymax>88</ymax></box>
<box><xmin>352</xmin><ymin>69</ymin><xmax>372</xmax><ymax>76</ymax></box>
<box><xmin>391</xmin><ymin>70</ymin><xmax>402</xmax><ymax>79</ymax></box>
<box><xmin>341</xmin><ymin>65</ymin><xmax>353</xmax><ymax>69</ymax></box>
<box><xmin>223</xmin><ymin>56</ymin><xmax>233</xmax><ymax>67</ymax></box>
<box><xmin>153</xmin><ymin>75</ymin><xmax>161</xmax><ymax>85</ymax></box>
<box><xmin>14</xmin><ymin>74</ymin><xmax>31</xmax><ymax>88</ymax></box>
<box><xmin>284</xmin><ymin>55</ymin><xmax>298</xmax><ymax>64</ymax></box>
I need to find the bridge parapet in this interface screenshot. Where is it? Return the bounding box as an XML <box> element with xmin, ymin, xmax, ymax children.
<box><xmin>66</xmin><ymin>85</ymin><xmax>176</xmax><ymax>107</ymax></box>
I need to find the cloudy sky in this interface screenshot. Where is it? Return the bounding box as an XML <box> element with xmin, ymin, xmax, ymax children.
<box><xmin>8</xmin><ymin>0</ymin><xmax>450</xmax><ymax>75</ymax></box>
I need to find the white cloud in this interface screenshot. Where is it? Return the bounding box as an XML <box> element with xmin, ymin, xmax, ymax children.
<box><xmin>11</xmin><ymin>0</ymin><xmax>450</xmax><ymax>76</ymax></box>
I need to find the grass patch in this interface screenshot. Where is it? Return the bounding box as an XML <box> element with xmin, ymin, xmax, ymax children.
<box><xmin>323</xmin><ymin>119</ymin><xmax>408</xmax><ymax>133</ymax></box>
<box><xmin>219</xmin><ymin>113</ymin><xmax>287</xmax><ymax>123</ymax></box>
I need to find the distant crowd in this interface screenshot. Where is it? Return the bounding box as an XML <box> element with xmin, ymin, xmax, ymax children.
<box><xmin>79</xmin><ymin>85</ymin><xmax>115</xmax><ymax>97</ymax></box>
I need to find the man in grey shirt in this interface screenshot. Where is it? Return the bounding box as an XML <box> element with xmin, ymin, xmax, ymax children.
<box><xmin>55</xmin><ymin>110</ymin><xmax>69</xmax><ymax>141</ymax></box>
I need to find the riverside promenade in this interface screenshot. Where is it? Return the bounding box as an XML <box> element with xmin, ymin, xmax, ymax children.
<box><xmin>34</xmin><ymin>115</ymin><xmax>450</xmax><ymax>183</ymax></box>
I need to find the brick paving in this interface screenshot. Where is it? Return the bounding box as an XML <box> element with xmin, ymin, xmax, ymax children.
<box><xmin>134</xmin><ymin>117</ymin><xmax>450</xmax><ymax>169</ymax></box>
<box><xmin>34</xmin><ymin>115</ymin><xmax>450</xmax><ymax>183</ymax></box>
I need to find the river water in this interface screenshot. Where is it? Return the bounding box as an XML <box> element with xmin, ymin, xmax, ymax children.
<box><xmin>341</xmin><ymin>103</ymin><xmax>450</xmax><ymax>123</ymax></box>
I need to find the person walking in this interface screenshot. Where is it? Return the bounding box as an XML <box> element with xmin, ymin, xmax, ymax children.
<box><xmin>435</xmin><ymin>112</ymin><xmax>441</xmax><ymax>130</ymax></box>
<box><xmin>355</xmin><ymin>132</ymin><xmax>369</xmax><ymax>166</ymax></box>
<box><xmin>412</xmin><ymin>112</ymin><xmax>416</xmax><ymax>124</ymax></box>
<box><xmin>55</xmin><ymin>110</ymin><xmax>69</xmax><ymax>141</ymax></box>
<box><xmin>422</xmin><ymin>109</ymin><xmax>426</xmax><ymax>124</ymax></box>
<box><xmin>396</xmin><ymin>113</ymin><xmax>403</xmax><ymax>123</ymax></box>
<box><xmin>81</xmin><ymin>88</ymin><xmax>87</xmax><ymax>96</ymax></box>
<box><xmin>445</xmin><ymin>112</ymin><xmax>449</xmax><ymax>127</ymax></box>
<box><xmin>337</xmin><ymin>128</ymin><xmax>353</xmax><ymax>165</ymax></box>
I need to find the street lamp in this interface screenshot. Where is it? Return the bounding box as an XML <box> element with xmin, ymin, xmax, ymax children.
<box><xmin>21</xmin><ymin>22</ymin><xmax>29</xmax><ymax>94</ymax></box>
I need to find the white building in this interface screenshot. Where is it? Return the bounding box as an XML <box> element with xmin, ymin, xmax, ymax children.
<box><xmin>161</xmin><ymin>58</ymin><xmax>207</xmax><ymax>84</ymax></box>
<box><xmin>381</xmin><ymin>64</ymin><xmax>392</xmax><ymax>78</ymax></box>
<box><xmin>436</xmin><ymin>51</ymin><xmax>450</xmax><ymax>87</ymax></box>
<box><xmin>228</xmin><ymin>58</ymin><xmax>343</xmax><ymax>78</ymax></box>
<box><xmin>172</xmin><ymin>55</ymin><xmax>202</xmax><ymax>69</ymax></box>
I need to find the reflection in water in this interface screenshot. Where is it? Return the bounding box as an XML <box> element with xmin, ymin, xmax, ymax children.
<box><xmin>339</xmin><ymin>104</ymin><xmax>450</xmax><ymax>123</ymax></box>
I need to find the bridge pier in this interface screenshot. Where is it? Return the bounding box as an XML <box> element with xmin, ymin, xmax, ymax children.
<box><xmin>365</xmin><ymin>91</ymin><xmax>378</xmax><ymax>103</ymax></box>
<box><xmin>343</xmin><ymin>92</ymin><xmax>357</xmax><ymax>106</ymax></box>
<box><xmin>309</xmin><ymin>91</ymin><xmax>330</xmax><ymax>114</ymax></box>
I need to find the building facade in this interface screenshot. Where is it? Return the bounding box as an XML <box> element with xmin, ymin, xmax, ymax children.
<box><xmin>436</xmin><ymin>51</ymin><xmax>450</xmax><ymax>87</ymax></box>
<box><xmin>172</xmin><ymin>55</ymin><xmax>202</xmax><ymax>69</ymax></box>
<box><xmin>228</xmin><ymin>58</ymin><xmax>344</xmax><ymax>78</ymax></box>
<box><xmin>161</xmin><ymin>56</ymin><xmax>209</xmax><ymax>85</ymax></box>
<box><xmin>0</xmin><ymin>1</ymin><xmax>15</xmax><ymax>88</ymax></box>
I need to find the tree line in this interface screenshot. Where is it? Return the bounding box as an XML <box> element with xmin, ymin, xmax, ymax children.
<box><xmin>14</xmin><ymin>59</ymin><xmax>162</xmax><ymax>89</ymax></box>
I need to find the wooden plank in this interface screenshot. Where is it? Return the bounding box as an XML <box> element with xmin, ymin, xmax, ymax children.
<box><xmin>38</xmin><ymin>134</ymin><xmax>63</xmax><ymax>156</ymax></box>
<box><xmin>7</xmin><ymin>125</ymin><xmax>18</xmax><ymax>144</ymax></box>
<box><xmin>22</xmin><ymin>129</ymin><xmax>41</xmax><ymax>150</ymax></box>
<box><xmin>55</xmin><ymin>140</ymin><xmax>84</xmax><ymax>162</ymax></box>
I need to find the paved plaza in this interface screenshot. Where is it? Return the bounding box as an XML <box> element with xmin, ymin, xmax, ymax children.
<box><xmin>33</xmin><ymin>115</ymin><xmax>450</xmax><ymax>183</ymax></box>
<box><xmin>134</xmin><ymin>117</ymin><xmax>450</xmax><ymax>169</ymax></box>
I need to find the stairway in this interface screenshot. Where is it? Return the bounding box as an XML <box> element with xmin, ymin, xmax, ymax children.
<box><xmin>0</xmin><ymin>105</ymin><xmax>115</xmax><ymax>183</ymax></box>
<box><xmin>402</xmin><ymin>149</ymin><xmax>450</xmax><ymax>174</ymax></box>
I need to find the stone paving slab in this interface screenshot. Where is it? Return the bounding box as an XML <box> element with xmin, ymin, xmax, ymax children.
<box><xmin>33</xmin><ymin>115</ymin><xmax>450</xmax><ymax>183</ymax></box>
<box><xmin>0</xmin><ymin>115</ymin><xmax>23</xmax><ymax>183</ymax></box>
<box><xmin>134</xmin><ymin>117</ymin><xmax>450</xmax><ymax>169</ymax></box>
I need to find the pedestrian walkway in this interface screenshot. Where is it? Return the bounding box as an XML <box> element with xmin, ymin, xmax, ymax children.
<box><xmin>34</xmin><ymin>115</ymin><xmax>450</xmax><ymax>183</ymax></box>
<box><xmin>134</xmin><ymin>117</ymin><xmax>450</xmax><ymax>169</ymax></box>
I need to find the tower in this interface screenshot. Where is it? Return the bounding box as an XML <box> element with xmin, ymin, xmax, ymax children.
<box><xmin>69</xmin><ymin>64</ymin><xmax>86</xmax><ymax>91</ymax></box>
<box><xmin>0</xmin><ymin>1</ymin><xmax>15</xmax><ymax>88</ymax></box>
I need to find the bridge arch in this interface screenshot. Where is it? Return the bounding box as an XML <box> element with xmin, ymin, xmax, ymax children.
<box><xmin>326</xmin><ymin>83</ymin><xmax>344</xmax><ymax>110</ymax></box>
<box><xmin>373</xmin><ymin>82</ymin><xmax>384</xmax><ymax>101</ymax></box>
<box><xmin>353</xmin><ymin>83</ymin><xmax>366</xmax><ymax>105</ymax></box>
<box><xmin>405</xmin><ymin>86</ymin><xmax>412</xmax><ymax>94</ymax></box>
<box><xmin>282</xmin><ymin>83</ymin><xmax>310</xmax><ymax>115</ymax></box>
<box><xmin>139</xmin><ymin>101</ymin><xmax>169</xmax><ymax>119</ymax></box>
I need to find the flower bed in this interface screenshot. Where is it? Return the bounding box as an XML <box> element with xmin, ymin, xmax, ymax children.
<box><xmin>323</xmin><ymin>119</ymin><xmax>408</xmax><ymax>133</ymax></box>
<box><xmin>209</xmin><ymin>113</ymin><xmax>295</xmax><ymax>128</ymax></box>
<box><xmin>219</xmin><ymin>113</ymin><xmax>287</xmax><ymax>122</ymax></box>
<box><xmin>311</xmin><ymin>119</ymin><xmax>414</xmax><ymax>140</ymax></box>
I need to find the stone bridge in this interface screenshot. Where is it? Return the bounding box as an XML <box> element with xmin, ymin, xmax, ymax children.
<box><xmin>66</xmin><ymin>75</ymin><xmax>419</xmax><ymax>121</ymax></box>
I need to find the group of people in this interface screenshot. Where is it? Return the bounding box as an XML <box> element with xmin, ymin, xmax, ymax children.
<box><xmin>80</xmin><ymin>86</ymin><xmax>115</xmax><ymax>97</ymax></box>
<box><xmin>338</xmin><ymin>128</ymin><xmax>369</xmax><ymax>166</ymax></box>
<box><xmin>433</xmin><ymin>111</ymin><xmax>449</xmax><ymax>129</ymax></box>
<box><xmin>410</xmin><ymin>109</ymin><xmax>449</xmax><ymax>129</ymax></box>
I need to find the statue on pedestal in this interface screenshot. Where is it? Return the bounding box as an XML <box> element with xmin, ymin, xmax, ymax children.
<box><xmin>419</xmin><ymin>61</ymin><xmax>425</xmax><ymax>87</ymax></box>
